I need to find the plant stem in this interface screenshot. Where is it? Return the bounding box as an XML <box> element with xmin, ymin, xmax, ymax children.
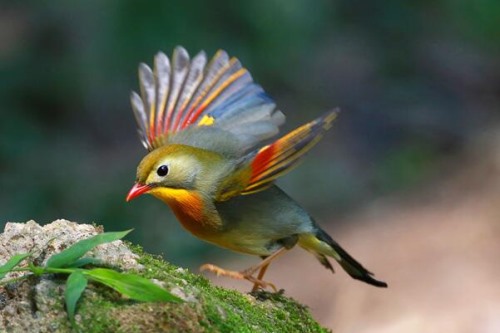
<box><xmin>10</xmin><ymin>267</ymin><xmax>32</xmax><ymax>272</ymax></box>
<box><xmin>0</xmin><ymin>273</ymin><xmax>33</xmax><ymax>286</ymax></box>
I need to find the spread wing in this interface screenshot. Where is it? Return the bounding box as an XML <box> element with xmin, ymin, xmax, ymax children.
<box><xmin>130</xmin><ymin>46</ymin><xmax>285</xmax><ymax>152</ymax></box>
<box><xmin>216</xmin><ymin>110</ymin><xmax>339</xmax><ymax>201</ymax></box>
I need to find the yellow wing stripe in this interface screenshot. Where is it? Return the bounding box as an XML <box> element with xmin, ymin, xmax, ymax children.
<box><xmin>198</xmin><ymin>67</ymin><xmax>248</xmax><ymax>113</ymax></box>
<box><xmin>188</xmin><ymin>54</ymin><xmax>236</xmax><ymax>113</ymax></box>
<box><xmin>182</xmin><ymin>57</ymin><xmax>239</xmax><ymax>127</ymax></box>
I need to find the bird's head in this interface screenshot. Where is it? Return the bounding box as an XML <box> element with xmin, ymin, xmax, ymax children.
<box><xmin>126</xmin><ymin>144</ymin><xmax>224</xmax><ymax>203</ymax></box>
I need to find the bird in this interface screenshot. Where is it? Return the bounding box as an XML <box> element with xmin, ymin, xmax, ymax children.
<box><xmin>126</xmin><ymin>46</ymin><xmax>387</xmax><ymax>291</ymax></box>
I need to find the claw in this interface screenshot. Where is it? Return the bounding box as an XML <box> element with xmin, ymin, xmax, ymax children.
<box><xmin>248</xmin><ymin>276</ymin><xmax>277</xmax><ymax>292</ymax></box>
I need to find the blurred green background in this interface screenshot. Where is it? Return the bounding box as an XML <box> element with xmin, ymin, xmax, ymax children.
<box><xmin>1</xmin><ymin>0</ymin><xmax>499</xmax><ymax>268</ymax></box>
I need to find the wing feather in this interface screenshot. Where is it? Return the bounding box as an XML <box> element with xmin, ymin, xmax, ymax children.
<box><xmin>138</xmin><ymin>63</ymin><xmax>156</xmax><ymax>143</ymax></box>
<box><xmin>131</xmin><ymin>46</ymin><xmax>283</xmax><ymax>152</ymax></box>
<box><xmin>181</xmin><ymin>50</ymin><xmax>230</xmax><ymax>126</ymax></box>
<box><xmin>244</xmin><ymin>110</ymin><xmax>339</xmax><ymax>194</ymax></box>
<box><xmin>215</xmin><ymin>110</ymin><xmax>340</xmax><ymax>200</ymax></box>
<box><xmin>172</xmin><ymin>51</ymin><xmax>207</xmax><ymax>131</ymax></box>
<box><xmin>130</xmin><ymin>91</ymin><xmax>148</xmax><ymax>147</ymax></box>
<box><xmin>153</xmin><ymin>52</ymin><xmax>171</xmax><ymax>138</ymax></box>
<box><xmin>165</xmin><ymin>46</ymin><xmax>190</xmax><ymax>133</ymax></box>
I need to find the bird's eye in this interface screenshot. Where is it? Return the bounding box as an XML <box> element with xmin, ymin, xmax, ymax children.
<box><xmin>156</xmin><ymin>165</ymin><xmax>169</xmax><ymax>177</ymax></box>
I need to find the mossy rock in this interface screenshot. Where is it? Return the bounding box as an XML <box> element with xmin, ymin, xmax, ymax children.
<box><xmin>0</xmin><ymin>220</ymin><xmax>329</xmax><ymax>333</ymax></box>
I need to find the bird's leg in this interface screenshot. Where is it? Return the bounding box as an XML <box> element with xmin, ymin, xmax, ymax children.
<box><xmin>200</xmin><ymin>247</ymin><xmax>288</xmax><ymax>291</ymax></box>
<box><xmin>251</xmin><ymin>262</ymin><xmax>270</xmax><ymax>292</ymax></box>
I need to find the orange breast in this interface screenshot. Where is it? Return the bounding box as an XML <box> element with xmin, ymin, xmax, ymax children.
<box><xmin>149</xmin><ymin>187</ymin><xmax>220</xmax><ymax>238</ymax></box>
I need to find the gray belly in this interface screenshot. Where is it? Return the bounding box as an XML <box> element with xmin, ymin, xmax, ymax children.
<box><xmin>213</xmin><ymin>185</ymin><xmax>315</xmax><ymax>256</ymax></box>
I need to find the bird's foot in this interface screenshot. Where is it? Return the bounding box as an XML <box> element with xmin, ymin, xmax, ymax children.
<box><xmin>200</xmin><ymin>263</ymin><xmax>277</xmax><ymax>292</ymax></box>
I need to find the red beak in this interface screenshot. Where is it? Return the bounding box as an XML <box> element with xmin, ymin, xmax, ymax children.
<box><xmin>126</xmin><ymin>183</ymin><xmax>151</xmax><ymax>202</ymax></box>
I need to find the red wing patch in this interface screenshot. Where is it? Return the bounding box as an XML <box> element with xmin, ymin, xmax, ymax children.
<box><xmin>241</xmin><ymin>110</ymin><xmax>339</xmax><ymax>194</ymax></box>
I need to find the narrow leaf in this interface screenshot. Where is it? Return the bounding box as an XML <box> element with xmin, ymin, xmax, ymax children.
<box><xmin>0</xmin><ymin>253</ymin><xmax>31</xmax><ymax>279</ymax></box>
<box><xmin>65</xmin><ymin>270</ymin><xmax>88</xmax><ymax>326</ymax></box>
<box><xmin>46</xmin><ymin>230</ymin><xmax>132</xmax><ymax>268</ymax></box>
<box><xmin>66</xmin><ymin>257</ymin><xmax>102</xmax><ymax>268</ymax></box>
<box><xmin>83</xmin><ymin>268</ymin><xmax>181</xmax><ymax>302</ymax></box>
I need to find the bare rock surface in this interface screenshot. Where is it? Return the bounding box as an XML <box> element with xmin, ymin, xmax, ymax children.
<box><xmin>0</xmin><ymin>219</ymin><xmax>142</xmax><ymax>273</ymax></box>
<box><xmin>0</xmin><ymin>220</ymin><xmax>142</xmax><ymax>332</ymax></box>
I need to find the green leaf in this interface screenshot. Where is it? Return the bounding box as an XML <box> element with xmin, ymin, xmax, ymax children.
<box><xmin>83</xmin><ymin>268</ymin><xmax>182</xmax><ymax>303</ymax></box>
<box><xmin>66</xmin><ymin>257</ymin><xmax>102</xmax><ymax>268</ymax></box>
<box><xmin>46</xmin><ymin>230</ymin><xmax>132</xmax><ymax>268</ymax></box>
<box><xmin>0</xmin><ymin>253</ymin><xmax>31</xmax><ymax>279</ymax></box>
<box><xmin>65</xmin><ymin>270</ymin><xmax>88</xmax><ymax>326</ymax></box>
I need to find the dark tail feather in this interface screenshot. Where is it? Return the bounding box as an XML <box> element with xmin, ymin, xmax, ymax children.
<box><xmin>314</xmin><ymin>253</ymin><xmax>335</xmax><ymax>273</ymax></box>
<box><xmin>315</xmin><ymin>228</ymin><xmax>388</xmax><ymax>288</ymax></box>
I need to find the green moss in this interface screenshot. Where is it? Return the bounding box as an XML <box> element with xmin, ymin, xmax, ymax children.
<box><xmin>127</xmin><ymin>244</ymin><xmax>329</xmax><ymax>333</ymax></box>
<box><xmin>200</xmin><ymin>289</ymin><xmax>328</xmax><ymax>333</ymax></box>
<box><xmin>76</xmin><ymin>284</ymin><xmax>123</xmax><ymax>332</ymax></box>
<box><xmin>127</xmin><ymin>243</ymin><xmax>210</xmax><ymax>287</ymax></box>
<box><xmin>41</xmin><ymin>243</ymin><xmax>328</xmax><ymax>332</ymax></box>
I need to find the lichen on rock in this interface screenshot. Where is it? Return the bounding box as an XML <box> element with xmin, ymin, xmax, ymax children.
<box><xmin>0</xmin><ymin>220</ymin><xmax>329</xmax><ymax>333</ymax></box>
